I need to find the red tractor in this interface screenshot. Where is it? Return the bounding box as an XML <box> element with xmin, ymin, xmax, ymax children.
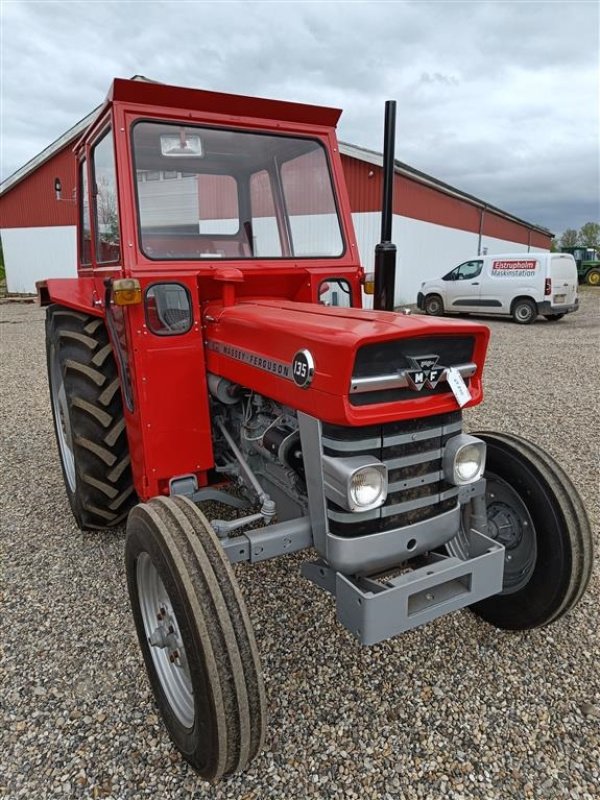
<box><xmin>39</xmin><ymin>79</ymin><xmax>592</xmax><ymax>780</ymax></box>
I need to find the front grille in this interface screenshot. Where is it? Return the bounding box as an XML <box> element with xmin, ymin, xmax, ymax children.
<box><xmin>350</xmin><ymin>336</ymin><xmax>475</xmax><ymax>405</ymax></box>
<box><xmin>322</xmin><ymin>411</ymin><xmax>461</xmax><ymax>537</ymax></box>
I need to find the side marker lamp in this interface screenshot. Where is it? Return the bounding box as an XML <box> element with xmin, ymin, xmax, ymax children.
<box><xmin>113</xmin><ymin>278</ymin><xmax>142</xmax><ymax>306</ymax></box>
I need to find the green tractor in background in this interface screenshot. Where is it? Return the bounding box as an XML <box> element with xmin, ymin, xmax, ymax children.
<box><xmin>561</xmin><ymin>246</ymin><xmax>600</xmax><ymax>286</ymax></box>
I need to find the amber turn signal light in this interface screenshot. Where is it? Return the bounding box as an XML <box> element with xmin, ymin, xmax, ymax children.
<box><xmin>113</xmin><ymin>279</ymin><xmax>142</xmax><ymax>306</ymax></box>
<box><xmin>363</xmin><ymin>272</ymin><xmax>375</xmax><ymax>295</ymax></box>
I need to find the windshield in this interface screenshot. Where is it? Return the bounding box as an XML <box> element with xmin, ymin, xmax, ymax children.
<box><xmin>132</xmin><ymin>121</ymin><xmax>344</xmax><ymax>260</ymax></box>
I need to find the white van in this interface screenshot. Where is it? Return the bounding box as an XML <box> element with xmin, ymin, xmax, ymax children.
<box><xmin>417</xmin><ymin>253</ymin><xmax>579</xmax><ymax>324</ymax></box>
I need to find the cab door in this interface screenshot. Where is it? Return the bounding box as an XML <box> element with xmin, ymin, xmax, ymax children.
<box><xmin>444</xmin><ymin>260</ymin><xmax>483</xmax><ymax>311</ymax></box>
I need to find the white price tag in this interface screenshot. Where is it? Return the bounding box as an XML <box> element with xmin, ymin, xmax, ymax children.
<box><xmin>446</xmin><ymin>367</ymin><xmax>472</xmax><ymax>407</ymax></box>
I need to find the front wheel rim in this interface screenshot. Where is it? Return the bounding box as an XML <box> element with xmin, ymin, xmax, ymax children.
<box><xmin>136</xmin><ymin>552</ymin><xmax>195</xmax><ymax>728</ymax></box>
<box><xmin>50</xmin><ymin>344</ymin><xmax>76</xmax><ymax>492</ymax></box>
<box><xmin>449</xmin><ymin>473</ymin><xmax>537</xmax><ymax>594</ymax></box>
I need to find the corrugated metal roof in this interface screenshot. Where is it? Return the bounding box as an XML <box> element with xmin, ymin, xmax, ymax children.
<box><xmin>339</xmin><ymin>142</ymin><xmax>553</xmax><ymax>237</ymax></box>
<box><xmin>0</xmin><ymin>107</ymin><xmax>99</xmax><ymax>196</ymax></box>
<box><xmin>0</xmin><ymin>76</ymin><xmax>155</xmax><ymax>197</ymax></box>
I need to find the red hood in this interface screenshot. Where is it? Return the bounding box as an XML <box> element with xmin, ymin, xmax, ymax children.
<box><xmin>203</xmin><ymin>299</ymin><xmax>490</xmax><ymax>426</ymax></box>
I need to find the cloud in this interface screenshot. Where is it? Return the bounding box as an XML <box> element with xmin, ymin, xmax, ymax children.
<box><xmin>1</xmin><ymin>0</ymin><xmax>598</xmax><ymax>233</ymax></box>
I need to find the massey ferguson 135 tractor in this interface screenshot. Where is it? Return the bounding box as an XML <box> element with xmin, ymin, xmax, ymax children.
<box><xmin>40</xmin><ymin>79</ymin><xmax>593</xmax><ymax>779</ymax></box>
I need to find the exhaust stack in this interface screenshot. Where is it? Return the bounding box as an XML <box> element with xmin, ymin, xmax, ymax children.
<box><xmin>373</xmin><ymin>100</ymin><xmax>397</xmax><ymax>312</ymax></box>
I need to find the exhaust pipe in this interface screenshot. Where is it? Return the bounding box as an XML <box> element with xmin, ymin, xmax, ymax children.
<box><xmin>374</xmin><ymin>100</ymin><xmax>397</xmax><ymax>312</ymax></box>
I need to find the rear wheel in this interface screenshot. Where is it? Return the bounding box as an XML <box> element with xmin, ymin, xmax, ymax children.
<box><xmin>544</xmin><ymin>313</ymin><xmax>565</xmax><ymax>322</ymax></box>
<box><xmin>447</xmin><ymin>432</ymin><xmax>593</xmax><ymax>629</ymax></box>
<box><xmin>511</xmin><ymin>298</ymin><xmax>537</xmax><ymax>324</ymax></box>
<box><xmin>585</xmin><ymin>268</ymin><xmax>600</xmax><ymax>286</ymax></box>
<box><xmin>46</xmin><ymin>305</ymin><xmax>135</xmax><ymax>529</ymax></box>
<box><xmin>125</xmin><ymin>496</ymin><xmax>266</xmax><ymax>779</ymax></box>
<box><xmin>424</xmin><ymin>294</ymin><xmax>444</xmax><ymax>316</ymax></box>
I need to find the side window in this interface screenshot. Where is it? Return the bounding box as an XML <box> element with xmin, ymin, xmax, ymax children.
<box><xmin>319</xmin><ymin>278</ymin><xmax>352</xmax><ymax>307</ymax></box>
<box><xmin>457</xmin><ymin>260</ymin><xmax>483</xmax><ymax>280</ymax></box>
<box><xmin>443</xmin><ymin>267</ymin><xmax>459</xmax><ymax>281</ymax></box>
<box><xmin>79</xmin><ymin>160</ymin><xmax>92</xmax><ymax>265</ymax></box>
<box><xmin>250</xmin><ymin>170</ymin><xmax>282</xmax><ymax>257</ymax></box>
<box><xmin>145</xmin><ymin>284</ymin><xmax>193</xmax><ymax>335</ymax></box>
<box><xmin>92</xmin><ymin>131</ymin><xmax>121</xmax><ymax>263</ymax></box>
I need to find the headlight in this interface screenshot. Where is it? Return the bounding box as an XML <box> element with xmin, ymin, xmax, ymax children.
<box><xmin>349</xmin><ymin>466</ymin><xmax>387</xmax><ymax>509</ymax></box>
<box><xmin>443</xmin><ymin>434</ymin><xmax>486</xmax><ymax>486</ymax></box>
<box><xmin>323</xmin><ymin>456</ymin><xmax>388</xmax><ymax>512</ymax></box>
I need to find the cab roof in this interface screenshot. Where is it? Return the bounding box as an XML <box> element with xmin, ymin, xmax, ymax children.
<box><xmin>107</xmin><ymin>78</ymin><xmax>342</xmax><ymax>128</ymax></box>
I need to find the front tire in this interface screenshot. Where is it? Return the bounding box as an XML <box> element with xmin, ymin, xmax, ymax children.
<box><xmin>424</xmin><ymin>294</ymin><xmax>444</xmax><ymax>316</ymax></box>
<box><xmin>125</xmin><ymin>496</ymin><xmax>266</xmax><ymax>779</ymax></box>
<box><xmin>585</xmin><ymin>268</ymin><xmax>600</xmax><ymax>286</ymax></box>
<box><xmin>46</xmin><ymin>305</ymin><xmax>136</xmax><ymax>529</ymax></box>
<box><xmin>511</xmin><ymin>298</ymin><xmax>537</xmax><ymax>324</ymax></box>
<box><xmin>449</xmin><ymin>432</ymin><xmax>593</xmax><ymax>630</ymax></box>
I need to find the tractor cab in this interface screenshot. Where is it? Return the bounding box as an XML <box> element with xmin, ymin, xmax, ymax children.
<box><xmin>69</xmin><ymin>78</ymin><xmax>363</xmax><ymax>314</ymax></box>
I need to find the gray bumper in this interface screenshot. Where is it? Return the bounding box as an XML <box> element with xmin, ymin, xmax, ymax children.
<box><xmin>537</xmin><ymin>298</ymin><xmax>579</xmax><ymax>315</ymax></box>
<box><xmin>303</xmin><ymin>528</ymin><xmax>505</xmax><ymax>645</ymax></box>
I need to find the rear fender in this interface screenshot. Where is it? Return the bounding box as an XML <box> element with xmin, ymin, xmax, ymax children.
<box><xmin>36</xmin><ymin>278</ymin><xmax>103</xmax><ymax>317</ymax></box>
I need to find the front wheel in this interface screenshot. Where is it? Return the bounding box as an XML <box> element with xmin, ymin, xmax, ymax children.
<box><xmin>511</xmin><ymin>298</ymin><xmax>537</xmax><ymax>324</ymax></box>
<box><xmin>424</xmin><ymin>294</ymin><xmax>444</xmax><ymax>316</ymax></box>
<box><xmin>125</xmin><ymin>496</ymin><xmax>266</xmax><ymax>779</ymax></box>
<box><xmin>585</xmin><ymin>268</ymin><xmax>600</xmax><ymax>286</ymax></box>
<box><xmin>447</xmin><ymin>432</ymin><xmax>593</xmax><ymax>630</ymax></box>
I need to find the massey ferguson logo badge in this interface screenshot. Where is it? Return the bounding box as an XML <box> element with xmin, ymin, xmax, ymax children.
<box><xmin>406</xmin><ymin>355</ymin><xmax>444</xmax><ymax>391</ymax></box>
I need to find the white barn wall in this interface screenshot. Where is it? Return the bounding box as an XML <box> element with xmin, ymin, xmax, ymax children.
<box><xmin>0</xmin><ymin>215</ymin><xmax>549</xmax><ymax>298</ymax></box>
<box><xmin>1</xmin><ymin>226</ymin><xmax>77</xmax><ymax>293</ymax></box>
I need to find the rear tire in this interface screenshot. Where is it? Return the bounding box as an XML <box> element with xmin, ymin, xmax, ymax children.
<box><xmin>511</xmin><ymin>298</ymin><xmax>537</xmax><ymax>324</ymax></box>
<box><xmin>125</xmin><ymin>496</ymin><xmax>266</xmax><ymax>779</ymax></box>
<box><xmin>448</xmin><ymin>432</ymin><xmax>593</xmax><ymax>630</ymax></box>
<box><xmin>46</xmin><ymin>305</ymin><xmax>136</xmax><ymax>529</ymax></box>
<box><xmin>544</xmin><ymin>313</ymin><xmax>565</xmax><ymax>321</ymax></box>
<box><xmin>424</xmin><ymin>294</ymin><xmax>444</xmax><ymax>316</ymax></box>
<box><xmin>585</xmin><ymin>268</ymin><xmax>600</xmax><ymax>286</ymax></box>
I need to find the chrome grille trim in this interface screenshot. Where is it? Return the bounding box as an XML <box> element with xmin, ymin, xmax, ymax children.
<box><xmin>322</xmin><ymin>420</ymin><xmax>462</xmax><ymax>453</ymax></box>
<box><xmin>388</xmin><ymin>470</ymin><xmax>443</xmax><ymax>493</ymax></box>
<box><xmin>327</xmin><ymin>487</ymin><xmax>460</xmax><ymax>523</ymax></box>
<box><xmin>386</xmin><ymin>449</ymin><xmax>442</xmax><ymax>470</ymax></box>
<box><xmin>349</xmin><ymin>362</ymin><xmax>476</xmax><ymax>395</ymax></box>
<box><xmin>322</xmin><ymin>434</ymin><xmax>381</xmax><ymax>452</ymax></box>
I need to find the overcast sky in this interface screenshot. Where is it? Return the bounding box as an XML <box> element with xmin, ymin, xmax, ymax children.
<box><xmin>1</xmin><ymin>0</ymin><xmax>598</xmax><ymax>235</ymax></box>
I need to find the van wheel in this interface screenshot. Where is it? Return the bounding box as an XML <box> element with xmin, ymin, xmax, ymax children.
<box><xmin>586</xmin><ymin>269</ymin><xmax>600</xmax><ymax>286</ymax></box>
<box><xmin>544</xmin><ymin>314</ymin><xmax>564</xmax><ymax>322</ymax></box>
<box><xmin>424</xmin><ymin>294</ymin><xmax>444</xmax><ymax>316</ymax></box>
<box><xmin>511</xmin><ymin>298</ymin><xmax>537</xmax><ymax>324</ymax></box>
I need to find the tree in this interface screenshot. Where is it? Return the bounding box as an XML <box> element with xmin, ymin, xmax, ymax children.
<box><xmin>559</xmin><ymin>229</ymin><xmax>579</xmax><ymax>248</ymax></box>
<box><xmin>578</xmin><ymin>222</ymin><xmax>600</xmax><ymax>248</ymax></box>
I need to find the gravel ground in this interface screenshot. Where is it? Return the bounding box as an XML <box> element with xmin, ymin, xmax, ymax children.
<box><xmin>1</xmin><ymin>291</ymin><xmax>599</xmax><ymax>799</ymax></box>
